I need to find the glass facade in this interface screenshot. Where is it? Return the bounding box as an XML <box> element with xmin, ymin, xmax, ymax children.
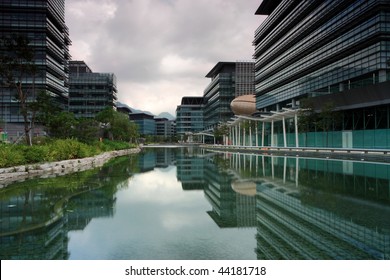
<box><xmin>203</xmin><ymin>62</ymin><xmax>255</xmax><ymax>130</ymax></box>
<box><xmin>254</xmin><ymin>0</ymin><xmax>390</xmax><ymax>111</ymax></box>
<box><xmin>155</xmin><ymin>118</ymin><xmax>175</xmax><ymax>137</ymax></box>
<box><xmin>68</xmin><ymin>61</ymin><xmax>117</xmax><ymax>119</ymax></box>
<box><xmin>176</xmin><ymin>97</ymin><xmax>204</xmax><ymax>135</ymax></box>
<box><xmin>129</xmin><ymin>113</ymin><xmax>156</xmax><ymax>136</ymax></box>
<box><xmin>0</xmin><ymin>0</ymin><xmax>70</xmax><ymax>123</ymax></box>
<box><xmin>235</xmin><ymin>61</ymin><xmax>255</xmax><ymax>97</ymax></box>
<box><xmin>203</xmin><ymin>63</ymin><xmax>235</xmax><ymax>130</ymax></box>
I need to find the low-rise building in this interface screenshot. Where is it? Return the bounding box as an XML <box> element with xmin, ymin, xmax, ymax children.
<box><xmin>155</xmin><ymin>117</ymin><xmax>176</xmax><ymax>138</ymax></box>
<box><xmin>176</xmin><ymin>97</ymin><xmax>204</xmax><ymax>141</ymax></box>
<box><xmin>129</xmin><ymin>112</ymin><xmax>156</xmax><ymax>136</ymax></box>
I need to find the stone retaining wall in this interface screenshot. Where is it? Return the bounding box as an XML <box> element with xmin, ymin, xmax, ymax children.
<box><xmin>0</xmin><ymin>148</ymin><xmax>141</xmax><ymax>188</ymax></box>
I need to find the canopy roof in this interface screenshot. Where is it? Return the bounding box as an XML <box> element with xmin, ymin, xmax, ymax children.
<box><xmin>227</xmin><ymin>108</ymin><xmax>301</xmax><ymax>126</ymax></box>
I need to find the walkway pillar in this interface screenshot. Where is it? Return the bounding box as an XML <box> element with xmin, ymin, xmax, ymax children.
<box><xmin>295</xmin><ymin>113</ymin><xmax>299</xmax><ymax>148</ymax></box>
<box><xmin>282</xmin><ymin>116</ymin><xmax>287</xmax><ymax>148</ymax></box>
<box><xmin>262</xmin><ymin>156</ymin><xmax>265</xmax><ymax>176</ymax></box>
<box><xmin>271</xmin><ymin>120</ymin><xmax>274</xmax><ymax>147</ymax></box>
<box><xmin>243</xmin><ymin>124</ymin><xmax>246</xmax><ymax>147</ymax></box>
<box><xmin>296</xmin><ymin>157</ymin><xmax>299</xmax><ymax>187</ymax></box>
<box><xmin>249</xmin><ymin>122</ymin><xmax>252</xmax><ymax>146</ymax></box>
<box><xmin>262</xmin><ymin>122</ymin><xmax>265</xmax><ymax>147</ymax></box>
<box><xmin>235</xmin><ymin>124</ymin><xmax>237</xmax><ymax>146</ymax></box>
<box><xmin>255</xmin><ymin>123</ymin><xmax>259</xmax><ymax>147</ymax></box>
<box><xmin>238</xmin><ymin>123</ymin><xmax>241</xmax><ymax>146</ymax></box>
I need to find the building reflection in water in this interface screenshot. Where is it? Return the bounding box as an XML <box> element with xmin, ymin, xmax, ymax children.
<box><xmin>176</xmin><ymin>151</ymin><xmax>257</xmax><ymax>228</ymax></box>
<box><xmin>0</xmin><ymin>155</ymin><xmax>138</xmax><ymax>260</ymax></box>
<box><xmin>0</xmin><ymin>148</ymin><xmax>179</xmax><ymax>260</ymax></box>
<box><xmin>1</xmin><ymin>148</ymin><xmax>390</xmax><ymax>260</ymax></box>
<box><xmin>225</xmin><ymin>152</ymin><xmax>390</xmax><ymax>259</ymax></box>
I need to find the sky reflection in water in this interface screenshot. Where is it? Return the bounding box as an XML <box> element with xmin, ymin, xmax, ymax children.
<box><xmin>67</xmin><ymin>164</ymin><xmax>256</xmax><ymax>260</ymax></box>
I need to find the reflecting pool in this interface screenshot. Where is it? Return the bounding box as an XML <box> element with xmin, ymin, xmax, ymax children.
<box><xmin>1</xmin><ymin>147</ymin><xmax>390</xmax><ymax>260</ymax></box>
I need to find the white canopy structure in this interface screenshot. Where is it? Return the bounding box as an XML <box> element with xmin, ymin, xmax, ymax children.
<box><xmin>227</xmin><ymin>108</ymin><xmax>302</xmax><ymax>148</ymax></box>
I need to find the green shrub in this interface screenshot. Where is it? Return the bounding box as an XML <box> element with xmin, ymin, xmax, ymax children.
<box><xmin>23</xmin><ymin>145</ymin><xmax>48</xmax><ymax>163</ymax></box>
<box><xmin>0</xmin><ymin>145</ymin><xmax>25</xmax><ymax>168</ymax></box>
<box><xmin>47</xmin><ymin>139</ymin><xmax>98</xmax><ymax>160</ymax></box>
<box><xmin>0</xmin><ymin>138</ymin><xmax>136</xmax><ymax>168</ymax></box>
<box><xmin>101</xmin><ymin>140</ymin><xmax>132</xmax><ymax>151</ymax></box>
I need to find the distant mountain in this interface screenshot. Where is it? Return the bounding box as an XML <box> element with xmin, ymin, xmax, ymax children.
<box><xmin>116</xmin><ymin>101</ymin><xmax>174</xmax><ymax>119</ymax></box>
<box><xmin>116</xmin><ymin>101</ymin><xmax>132</xmax><ymax>111</ymax></box>
<box><xmin>129</xmin><ymin>107</ymin><xmax>154</xmax><ymax>116</ymax></box>
<box><xmin>157</xmin><ymin>112</ymin><xmax>175</xmax><ymax>120</ymax></box>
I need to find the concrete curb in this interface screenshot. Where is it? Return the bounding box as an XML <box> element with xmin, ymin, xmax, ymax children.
<box><xmin>0</xmin><ymin>148</ymin><xmax>141</xmax><ymax>188</ymax></box>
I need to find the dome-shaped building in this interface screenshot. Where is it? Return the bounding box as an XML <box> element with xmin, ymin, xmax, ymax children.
<box><xmin>230</xmin><ymin>94</ymin><xmax>256</xmax><ymax>116</ymax></box>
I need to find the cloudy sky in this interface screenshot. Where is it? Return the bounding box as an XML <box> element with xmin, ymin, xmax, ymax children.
<box><xmin>65</xmin><ymin>0</ymin><xmax>266</xmax><ymax>117</ymax></box>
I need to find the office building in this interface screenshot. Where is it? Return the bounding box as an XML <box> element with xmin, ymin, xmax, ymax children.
<box><xmin>68</xmin><ymin>61</ymin><xmax>117</xmax><ymax>118</ymax></box>
<box><xmin>203</xmin><ymin>61</ymin><xmax>254</xmax><ymax>130</ymax></box>
<box><xmin>253</xmin><ymin>0</ymin><xmax>390</xmax><ymax>148</ymax></box>
<box><xmin>129</xmin><ymin>112</ymin><xmax>155</xmax><ymax>136</ymax></box>
<box><xmin>0</xmin><ymin>0</ymin><xmax>70</xmax><ymax>140</ymax></box>
<box><xmin>116</xmin><ymin>103</ymin><xmax>132</xmax><ymax>115</ymax></box>
<box><xmin>155</xmin><ymin>117</ymin><xmax>176</xmax><ymax>138</ymax></box>
<box><xmin>203</xmin><ymin>62</ymin><xmax>235</xmax><ymax>130</ymax></box>
<box><xmin>236</xmin><ymin>61</ymin><xmax>256</xmax><ymax>97</ymax></box>
<box><xmin>176</xmin><ymin>96</ymin><xmax>204</xmax><ymax>139</ymax></box>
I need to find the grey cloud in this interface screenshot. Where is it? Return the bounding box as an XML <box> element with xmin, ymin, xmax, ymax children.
<box><xmin>66</xmin><ymin>0</ymin><xmax>263</xmax><ymax>115</ymax></box>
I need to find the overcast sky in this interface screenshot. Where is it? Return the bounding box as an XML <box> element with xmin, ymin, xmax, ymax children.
<box><xmin>65</xmin><ymin>0</ymin><xmax>266</xmax><ymax>117</ymax></box>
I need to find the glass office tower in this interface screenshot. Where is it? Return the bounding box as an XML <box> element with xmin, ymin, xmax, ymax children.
<box><xmin>203</xmin><ymin>62</ymin><xmax>236</xmax><ymax>130</ymax></box>
<box><xmin>254</xmin><ymin>0</ymin><xmax>390</xmax><ymax>110</ymax></box>
<box><xmin>68</xmin><ymin>61</ymin><xmax>117</xmax><ymax>119</ymax></box>
<box><xmin>203</xmin><ymin>61</ymin><xmax>255</xmax><ymax>130</ymax></box>
<box><xmin>176</xmin><ymin>96</ymin><xmax>204</xmax><ymax>137</ymax></box>
<box><xmin>0</xmin><ymin>0</ymin><xmax>70</xmax><ymax>123</ymax></box>
<box><xmin>254</xmin><ymin>0</ymin><xmax>390</xmax><ymax>148</ymax></box>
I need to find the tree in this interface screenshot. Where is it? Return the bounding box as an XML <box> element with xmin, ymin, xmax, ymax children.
<box><xmin>95</xmin><ymin>107</ymin><xmax>139</xmax><ymax>141</ymax></box>
<box><xmin>95</xmin><ymin>107</ymin><xmax>115</xmax><ymax>139</ymax></box>
<box><xmin>47</xmin><ymin>112</ymin><xmax>77</xmax><ymax>139</ymax></box>
<box><xmin>214</xmin><ymin>124</ymin><xmax>229</xmax><ymax>144</ymax></box>
<box><xmin>74</xmin><ymin>118</ymin><xmax>100</xmax><ymax>144</ymax></box>
<box><xmin>0</xmin><ymin>34</ymin><xmax>37</xmax><ymax>145</ymax></box>
<box><xmin>298</xmin><ymin>98</ymin><xmax>342</xmax><ymax>147</ymax></box>
<box><xmin>317</xmin><ymin>102</ymin><xmax>342</xmax><ymax>147</ymax></box>
<box><xmin>33</xmin><ymin>90</ymin><xmax>62</xmax><ymax>129</ymax></box>
<box><xmin>298</xmin><ymin>98</ymin><xmax>318</xmax><ymax>132</ymax></box>
<box><xmin>110</xmin><ymin>112</ymin><xmax>136</xmax><ymax>141</ymax></box>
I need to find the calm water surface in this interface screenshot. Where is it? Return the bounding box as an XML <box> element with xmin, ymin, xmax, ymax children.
<box><xmin>1</xmin><ymin>147</ymin><xmax>390</xmax><ymax>260</ymax></box>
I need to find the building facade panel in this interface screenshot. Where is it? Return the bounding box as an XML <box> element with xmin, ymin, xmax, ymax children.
<box><xmin>176</xmin><ymin>97</ymin><xmax>204</xmax><ymax>136</ymax></box>
<box><xmin>68</xmin><ymin>61</ymin><xmax>117</xmax><ymax>118</ymax></box>
<box><xmin>203</xmin><ymin>61</ymin><xmax>255</xmax><ymax>130</ymax></box>
<box><xmin>0</xmin><ymin>0</ymin><xmax>70</xmax><ymax>140</ymax></box>
<box><xmin>254</xmin><ymin>0</ymin><xmax>390</xmax><ymax>111</ymax></box>
<box><xmin>155</xmin><ymin>117</ymin><xmax>175</xmax><ymax>138</ymax></box>
<box><xmin>130</xmin><ymin>113</ymin><xmax>156</xmax><ymax>136</ymax></box>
